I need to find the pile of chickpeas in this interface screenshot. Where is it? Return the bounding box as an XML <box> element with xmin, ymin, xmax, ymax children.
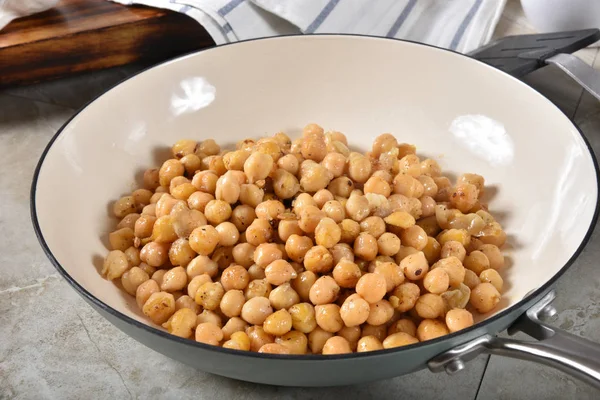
<box><xmin>102</xmin><ymin>123</ymin><xmax>507</xmax><ymax>355</ymax></box>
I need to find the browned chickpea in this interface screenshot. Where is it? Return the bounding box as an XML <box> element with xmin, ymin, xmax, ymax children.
<box><xmin>400</xmin><ymin>251</ymin><xmax>429</xmax><ymax>280</ymax></box>
<box><xmin>479</xmin><ymin>244</ymin><xmax>505</xmax><ymax>270</ymax></box>
<box><xmin>329</xmin><ymin>243</ymin><xmax>355</xmax><ymax>265</ymax></box>
<box><xmin>464</xmin><ymin>250</ymin><xmax>490</xmax><ymax>275</ymax></box>
<box><xmin>388</xmin><ymin>318</ymin><xmax>417</xmax><ymax>338</ymax></box>
<box><xmin>383</xmin><ymin>332</ymin><xmax>419</xmax><ymax>349</ymax></box>
<box><xmin>195</xmin><ymin>282</ymin><xmax>225</xmax><ymax>310</ymax></box>
<box><xmin>446</xmin><ymin>308</ymin><xmax>474</xmax><ymax>333</ymax></box>
<box><xmin>204</xmin><ymin>200</ymin><xmax>232</xmax><ymax>225</ymax></box>
<box><xmin>364</xmin><ymin>176</ymin><xmax>391</xmax><ymax>197</ymax></box>
<box><xmin>140</xmin><ymin>242</ymin><xmax>170</xmax><ymax>267</ymax></box>
<box><xmin>303</xmin><ymin>245</ymin><xmax>334</xmax><ymax>274</ymax></box>
<box><xmin>265</xmin><ymin>260</ymin><xmax>298</xmax><ymax>286</ymax></box>
<box><xmin>373</xmin><ymin>261</ymin><xmax>404</xmax><ymax>292</ymax></box>
<box><xmin>390</xmin><ymin>282</ymin><xmax>420</xmax><ymax>312</ymax></box>
<box><xmin>345</xmin><ymin>195</ymin><xmax>370</xmax><ymax>222</ymax></box>
<box><xmin>285</xmin><ymin>234</ymin><xmax>314</xmax><ymax>263</ymax></box>
<box><xmin>221</xmin><ymin>265</ymin><xmax>250</xmax><ymax>291</ymax></box>
<box><xmin>353</xmin><ymin>232</ymin><xmax>378</xmax><ymax>261</ymax></box>
<box><xmin>253</xmin><ymin>243</ymin><xmax>282</xmax><ymax>268</ymax></box>
<box><xmin>470</xmin><ymin>282</ymin><xmax>501</xmax><ymax>313</ymax></box>
<box><xmin>366</xmin><ymin>299</ymin><xmax>394</xmax><ymax>326</ymax></box>
<box><xmin>231</xmin><ymin>243</ymin><xmax>255</xmax><ymax>268</ymax></box>
<box><xmin>480</xmin><ymin>269</ymin><xmax>503</xmax><ymax>292</ymax></box>
<box><xmin>355</xmin><ymin>273</ymin><xmax>386</xmax><ymax>304</ymax></box>
<box><xmin>415</xmin><ymin>293</ymin><xmax>445</xmax><ymax>319</ymax></box>
<box><xmin>400</xmin><ymin>225</ymin><xmax>428</xmax><ymax>251</ymax></box>
<box><xmin>187</xmin><ymin>274</ymin><xmax>212</xmax><ymax>300</ymax></box>
<box><xmin>269</xmin><ymin>283</ymin><xmax>300</xmax><ymax>310</ymax></box>
<box><xmin>188</xmin><ymin>225</ymin><xmax>219</xmax><ymax>256</ymax></box>
<box><xmin>359</xmin><ymin>216</ymin><xmax>386</xmax><ymax>239</ymax></box>
<box><xmin>278</xmin><ymin>219</ymin><xmax>303</xmax><ymax>242</ymax></box>
<box><xmin>239</xmin><ymin>184</ymin><xmax>264</xmax><ymax>208</ymax></box>
<box><xmin>298</xmin><ymin>205</ymin><xmax>326</xmax><ymax>233</ymax></box>
<box><xmin>449</xmin><ymin>183</ymin><xmax>479</xmax><ymax>213</ymax></box>
<box><xmin>277</xmin><ymin>153</ymin><xmax>300</xmax><ymax>175</ymax></box>
<box><xmin>392</xmin><ymin>174</ymin><xmax>424</xmax><ymax>198</ymax></box>
<box><xmin>246</xmin><ymin>326</ymin><xmax>275</xmax><ymax>352</ymax></box>
<box><xmin>417</xmin><ymin>319</ymin><xmax>449</xmax><ymax>341</ymax></box>
<box><xmin>241</xmin><ymin>296</ymin><xmax>273</xmax><ymax>325</ymax></box>
<box><xmin>332</xmin><ymin>259</ymin><xmax>361</xmax><ymax>288</ymax></box>
<box><xmin>347</xmin><ymin>154</ymin><xmax>372</xmax><ymax>184</ymax></box>
<box><xmin>245</xmin><ymin>218</ymin><xmax>274</xmax><ymax>247</ymax></box>
<box><xmin>328</xmin><ymin>176</ymin><xmax>355</xmax><ymax>198</ymax></box>
<box><xmin>161</xmin><ymin>266</ymin><xmax>187</xmax><ymax>292</ymax></box>
<box><xmin>158</xmin><ymin>159</ymin><xmax>185</xmax><ymax>187</ymax></box>
<box><xmin>309</xmin><ymin>276</ymin><xmax>340</xmax><ymax>305</ymax></box>
<box><xmin>142</xmin><ymin>292</ymin><xmax>175</xmax><ymax>324</ymax></box>
<box><xmin>143</xmin><ymin>168</ymin><xmax>160</xmax><ymax>190</ymax></box>
<box><xmin>322</xmin><ymin>336</ymin><xmax>352</xmax><ymax>355</ymax></box>
<box><xmin>292</xmin><ymin>271</ymin><xmax>317</xmax><ymax>302</ymax></box>
<box><xmin>314</xmin><ymin>304</ymin><xmax>344</xmax><ymax>333</ymax></box>
<box><xmin>322</xmin><ymin>153</ymin><xmax>347</xmax><ymax>178</ymax></box>
<box><xmin>441</xmin><ymin>240</ymin><xmax>466</xmax><ymax>262</ymax></box>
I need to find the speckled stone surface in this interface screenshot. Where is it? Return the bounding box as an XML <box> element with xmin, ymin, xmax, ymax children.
<box><xmin>2</xmin><ymin>1</ymin><xmax>600</xmax><ymax>398</ymax></box>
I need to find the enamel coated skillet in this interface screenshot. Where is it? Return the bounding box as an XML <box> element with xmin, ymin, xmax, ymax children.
<box><xmin>31</xmin><ymin>30</ymin><xmax>600</xmax><ymax>387</ymax></box>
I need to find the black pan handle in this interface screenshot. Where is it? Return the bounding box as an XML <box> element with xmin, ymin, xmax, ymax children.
<box><xmin>428</xmin><ymin>291</ymin><xmax>600</xmax><ymax>389</ymax></box>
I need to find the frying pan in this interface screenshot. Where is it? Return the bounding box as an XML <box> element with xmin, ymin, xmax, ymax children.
<box><xmin>31</xmin><ymin>31</ymin><xmax>600</xmax><ymax>388</ymax></box>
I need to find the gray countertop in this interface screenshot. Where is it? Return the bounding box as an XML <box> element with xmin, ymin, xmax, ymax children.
<box><xmin>2</xmin><ymin>2</ymin><xmax>600</xmax><ymax>398</ymax></box>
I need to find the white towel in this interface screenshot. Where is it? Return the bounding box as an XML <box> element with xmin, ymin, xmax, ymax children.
<box><xmin>112</xmin><ymin>0</ymin><xmax>506</xmax><ymax>54</ymax></box>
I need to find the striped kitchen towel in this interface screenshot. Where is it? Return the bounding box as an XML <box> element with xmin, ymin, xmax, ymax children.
<box><xmin>111</xmin><ymin>0</ymin><xmax>507</xmax><ymax>53</ymax></box>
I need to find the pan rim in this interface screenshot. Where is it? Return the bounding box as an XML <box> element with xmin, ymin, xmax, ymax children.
<box><xmin>30</xmin><ymin>33</ymin><xmax>600</xmax><ymax>362</ymax></box>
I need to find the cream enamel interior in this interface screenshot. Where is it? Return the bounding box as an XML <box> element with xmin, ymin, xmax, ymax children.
<box><xmin>34</xmin><ymin>36</ymin><xmax>597</xmax><ymax>329</ymax></box>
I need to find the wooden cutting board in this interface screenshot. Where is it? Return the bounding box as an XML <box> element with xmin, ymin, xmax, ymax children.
<box><xmin>0</xmin><ymin>0</ymin><xmax>214</xmax><ymax>87</ymax></box>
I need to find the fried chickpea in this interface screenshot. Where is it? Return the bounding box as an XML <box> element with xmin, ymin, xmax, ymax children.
<box><xmin>362</xmin><ymin>324</ymin><xmax>388</xmax><ymax>342</ymax></box>
<box><xmin>328</xmin><ymin>176</ymin><xmax>354</xmax><ymax>198</ymax></box>
<box><xmin>109</xmin><ymin>227</ymin><xmax>135</xmax><ymax>252</ymax></box>
<box><xmin>441</xmin><ymin>241</ymin><xmax>466</xmax><ymax>262</ymax></box>
<box><xmin>480</xmin><ymin>269</ymin><xmax>503</xmax><ymax>292</ymax></box>
<box><xmin>166</xmin><ymin>238</ymin><xmax>194</xmax><ymax>267</ymax></box>
<box><xmin>420</xmin><ymin>196</ymin><xmax>437</xmax><ymax>218</ymax></box>
<box><xmin>186</xmin><ymin>255</ymin><xmax>218</xmax><ymax>279</ymax></box>
<box><xmin>243</xmin><ymin>152</ymin><xmax>273</xmax><ymax>183</ymax></box>
<box><xmin>159</xmin><ymin>159</ymin><xmax>185</xmax><ymax>187</ymax></box>
<box><xmin>244</xmin><ymin>279</ymin><xmax>272</xmax><ymax>300</ymax></box>
<box><xmin>289</xmin><ymin>303</ymin><xmax>317</xmax><ymax>333</ymax></box>
<box><xmin>392</xmin><ymin>174</ymin><xmax>424</xmax><ymax>198</ymax></box>
<box><xmin>275</xmin><ymin>331</ymin><xmax>308</xmax><ymax>354</ymax></box>
<box><xmin>330</xmin><ymin>243</ymin><xmax>355</xmax><ymax>264</ymax></box>
<box><xmin>136</xmin><ymin>279</ymin><xmax>159</xmax><ymax>309</ymax></box>
<box><xmin>140</xmin><ymin>242</ymin><xmax>170</xmax><ymax>267</ymax></box>
<box><xmin>366</xmin><ymin>299</ymin><xmax>394</xmax><ymax>326</ymax></box>
<box><xmin>373</xmin><ymin>262</ymin><xmax>404</xmax><ymax>292</ymax></box>
<box><xmin>357</xmin><ymin>336</ymin><xmax>384</xmax><ymax>353</ymax></box>
<box><xmin>151</xmin><ymin>270</ymin><xmax>167</xmax><ymax>286</ymax></box>
<box><xmin>314</xmin><ymin>304</ymin><xmax>343</xmax><ymax>333</ymax></box>
<box><xmin>309</xmin><ymin>276</ymin><xmax>340</xmax><ymax>305</ymax></box>
<box><xmin>163</xmin><ymin>308</ymin><xmax>197</xmax><ymax>339</ymax></box>
<box><xmin>245</xmin><ymin>218</ymin><xmax>274</xmax><ymax>246</ymax></box>
<box><xmin>432</xmin><ymin>256</ymin><xmax>465</xmax><ymax>288</ymax></box>
<box><xmin>322</xmin><ymin>153</ymin><xmax>346</xmax><ymax>178</ymax></box>
<box><xmin>251</xmin><ymin>243</ymin><xmax>281</xmax><ymax>269</ymax></box>
<box><xmin>415</xmin><ymin>293</ymin><xmax>445</xmax><ymax>319</ymax></box>
<box><xmin>230</xmin><ymin>243</ymin><xmax>254</xmax><ymax>269</ymax></box>
<box><xmin>322</xmin><ymin>336</ymin><xmax>352</xmax><ymax>355</ymax></box>
<box><xmin>313</xmin><ymin>189</ymin><xmax>333</xmax><ymax>208</ymax></box>
<box><xmin>297</xmin><ymin>205</ymin><xmax>325</xmax><ymax>233</ymax></box>
<box><xmin>332</xmin><ymin>259</ymin><xmax>361</xmax><ymax>288</ymax></box>
<box><xmin>360</xmin><ymin>216</ymin><xmax>386</xmax><ymax>239</ymax></box>
<box><xmin>479</xmin><ymin>244</ymin><xmax>505</xmax><ymax>270</ymax></box>
<box><xmin>269</xmin><ymin>283</ymin><xmax>300</xmax><ymax>310</ymax></box>
<box><xmin>314</xmin><ymin>218</ymin><xmax>342</xmax><ymax>248</ymax></box>
<box><xmin>463</xmin><ymin>269</ymin><xmax>481</xmax><ymax>289</ymax></box>
<box><xmin>189</xmin><ymin>225</ymin><xmax>219</xmax><ymax>256</ymax></box>
<box><xmin>239</xmin><ymin>184</ymin><xmax>264</xmax><ymax>208</ymax></box>
<box><xmin>391</xmin><ymin>283</ymin><xmax>420</xmax><ymax>312</ymax></box>
<box><xmin>134</xmin><ymin>214</ymin><xmax>157</xmax><ymax>238</ymax></box>
<box><xmin>338</xmin><ymin>293</ymin><xmax>370</xmax><ymax>327</ymax></box>
<box><xmin>422</xmin><ymin>236</ymin><xmax>441</xmax><ymax>264</ymax></box>
<box><xmin>221</xmin><ymin>265</ymin><xmax>250</xmax><ymax>291</ymax></box>
<box><xmin>247</xmin><ymin>326</ymin><xmax>275</xmax><ymax>352</ymax></box>
<box><xmin>161</xmin><ymin>266</ymin><xmax>187</xmax><ymax>292</ymax></box>
<box><xmin>143</xmin><ymin>168</ymin><xmax>160</xmax><ymax>190</ymax></box>
<box><xmin>142</xmin><ymin>292</ymin><xmax>175</xmax><ymax>324</ymax></box>
<box><xmin>204</xmin><ymin>200</ymin><xmax>232</xmax><ymax>225</ymax></box>
<box><xmin>263</xmin><ymin>309</ymin><xmax>293</xmax><ymax>336</ymax></box>
<box><xmin>353</xmin><ymin>233</ymin><xmax>378</xmax><ymax>261</ymax></box>
<box><xmin>355</xmin><ymin>273</ymin><xmax>386</xmax><ymax>304</ymax></box>
<box><xmin>292</xmin><ymin>271</ymin><xmax>317</xmax><ymax>302</ymax></box>
<box><xmin>377</xmin><ymin>233</ymin><xmax>401</xmax><ymax>257</ymax></box>
<box><xmin>197</xmin><ymin>310</ymin><xmax>222</xmax><ymax>328</ymax></box>
<box><xmin>470</xmin><ymin>282</ymin><xmax>501</xmax><ymax>313</ymax></box>
<box><xmin>338</xmin><ymin>326</ymin><xmax>361</xmax><ymax>350</ymax></box>
<box><xmin>222</xmin><ymin>317</ymin><xmax>249</xmax><ymax>341</ymax></box>
<box><xmin>400</xmin><ymin>251</ymin><xmax>429</xmax><ymax>280</ymax></box>
<box><xmin>195</xmin><ymin>322</ymin><xmax>223</xmax><ymax>346</ymax></box>
<box><xmin>400</xmin><ymin>225</ymin><xmax>428</xmax><ymax>251</ymax></box>
<box><xmin>241</xmin><ymin>296</ymin><xmax>273</xmax><ymax>325</ymax></box>
<box><xmin>191</xmin><ymin>170</ymin><xmax>218</xmax><ymax>194</ymax></box>
<box><xmin>222</xmin><ymin>331</ymin><xmax>252</xmax><ymax>351</ymax></box>
<box><xmin>258</xmin><ymin>343</ymin><xmax>291</xmax><ymax>354</ymax></box>
<box><xmin>306</xmin><ymin>327</ymin><xmax>333</xmax><ymax>354</ymax></box>
<box><xmin>423</xmin><ymin>267</ymin><xmax>450</xmax><ymax>294</ymax></box>
<box><xmin>464</xmin><ymin>250</ymin><xmax>491</xmax><ymax>275</ymax></box>
<box><xmin>364</xmin><ymin>176</ymin><xmax>391</xmax><ymax>197</ymax></box>
<box><xmin>187</xmin><ymin>274</ymin><xmax>212</xmax><ymax>300</ymax></box>
<box><xmin>113</xmin><ymin>196</ymin><xmax>137</xmax><ymax>218</ymax></box>
<box><xmin>303</xmin><ymin>245</ymin><xmax>334</xmax><ymax>274</ymax></box>
<box><xmin>263</xmin><ymin>259</ymin><xmax>297</xmax><ymax>285</ymax></box>
<box><xmin>255</xmin><ymin>200</ymin><xmax>285</xmax><ymax>221</ymax></box>
<box><xmin>417</xmin><ymin>319</ymin><xmax>449</xmax><ymax>341</ymax></box>
<box><xmin>322</xmin><ymin>200</ymin><xmax>345</xmax><ymax>223</ymax></box>
<box><xmin>345</xmin><ymin>195</ymin><xmax>370</xmax><ymax>222</ymax></box>
<box><xmin>383</xmin><ymin>332</ymin><xmax>419</xmax><ymax>349</ymax></box>
<box><xmin>121</xmin><ymin>267</ymin><xmax>150</xmax><ymax>296</ymax></box>
<box><xmin>388</xmin><ymin>318</ymin><xmax>417</xmax><ymax>338</ymax></box>
<box><xmin>347</xmin><ymin>154</ymin><xmax>372</xmax><ymax>184</ymax></box>
<box><xmin>277</xmin><ymin>154</ymin><xmax>300</xmax><ymax>175</ymax></box>
<box><xmin>449</xmin><ymin>183</ymin><xmax>479</xmax><ymax>213</ymax></box>
<box><xmin>117</xmin><ymin>213</ymin><xmax>140</xmax><ymax>231</ymax></box>
<box><xmin>446</xmin><ymin>309</ymin><xmax>474</xmax><ymax>333</ymax></box>
<box><xmin>195</xmin><ymin>282</ymin><xmax>225</xmax><ymax>310</ymax></box>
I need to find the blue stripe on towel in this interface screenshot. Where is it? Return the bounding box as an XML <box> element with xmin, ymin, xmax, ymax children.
<box><xmin>305</xmin><ymin>0</ymin><xmax>341</xmax><ymax>33</ymax></box>
<box><xmin>386</xmin><ymin>0</ymin><xmax>417</xmax><ymax>37</ymax></box>
<box><xmin>218</xmin><ymin>0</ymin><xmax>245</xmax><ymax>16</ymax></box>
<box><xmin>450</xmin><ymin>0</ymin><xmax>483</xmax><ymax>50</ymax></box>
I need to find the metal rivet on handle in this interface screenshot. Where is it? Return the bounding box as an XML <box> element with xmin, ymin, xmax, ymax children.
<box><xmin>444</xmin><ymin>359</ymin><xmax>465</xmax><ymax>375</ymax></box>
<box><xmin>539</xmin><ymin>305</ymin><xmax>557</xmax><ymax>320</ymax></box>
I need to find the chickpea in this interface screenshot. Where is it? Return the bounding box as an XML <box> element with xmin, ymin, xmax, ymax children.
<box><xmin>432</xmin><ymin>256</ymin><xmax>465</xmax><ymax>288</ymax></box>
<box><xmin>261</xmin><ymin>259</ymin><xmax>295</xmax><ymax>286</ymax></box>
<box><xmin>124</xmin><ymin>246</ymin><xmax>141</xmax><ymax>268</ymax></box>
<box><xmin>338</xmin><ymin>326</ymin><xmax>361</xmax><ymax>350</ymax></box>
<box><xmin>244</xmin><ymin>279</ymin><xmax>272</xmax><ymax>300</ymax></box>
<box><xmin>449</xmin><ymin>183</ymin><xmax>479</xmax><ymax>213</ymax></box>
<box><xmin>322</xmin><ymin>153</ymin><xmax>346</xmax><ymax>178</ymax></box>
<box><xmin>121</xmin><ymin>267</ymin><xmax>150</xmax><ymax>296</ymax></box>
<box><xmin>417</xmin><ymin>319</ymin><xmax>449</xmax><ymax>341</ymax></box>
<box><xmin>255</xmin><ymin>200</ymin><xmax>284</xmax><ymax>221</ymax></box>
<box><xmin>292</xmin><ymin>271</ymin><xmax>317</xmax><ymax>302</ymax></box>
<box><xmin>309</xmin><ymin>276</ymin><xmax>340</xmax><ymax>305</ymax></box>
<box><xmin>470</xmin><ymin>282</ymin><xmax>501</xmax><ymax>313</ymax></box>
<box><xmin>463</xmin><ymin>269</ymin><xmax>481</xmax><ymax>289</ymax></box>
<box><xmin>275</xmin><ymin>331</ymin><xmax>308</xmax><ymax>354</ymax></box>
<box><xmin>390</xmin><ymin>282</ymin><xmax>420</xmax><ymax>312</ymax></box>
<box><xmin>420</xmin><ymin>196</ymin><xmax>437</xmax><ymax>218</ymax></box>
<box><xmin>263</xmin><ymin>309</ymin><xmax>293</xmax><ymax>336</ymax></box>
<box><xmin>376</xmin><ymin>232</ymin><xmax>400</xmax><ymax>257</ymax></box>
<box><xmin>392</xmin><ymin>174</ymin><xmax>424</xmax><ymax>198</ymax></box>
<box><xmin>314</xmin><ymin>304</ymin><xmax>344</xmax><ymax>333</ymax></box>
<box><xmin>293</xmin><ymin>193</ymin><xmax>317</xmax><ymax>213</ymax></box>
<box><xmin>134</xmin><ymin>214</ymin><xmax>156</xmax><ymax>239</ymax></box>
<box><xmin>158</xmin><ymin>159</ymin><xmax>185</xmax><ymax>187</ymax></box>
<box><xmin>245</xmin><ymin>218</ymin><xmax>274</xmax><ymax>246</ymax></box>
<box><xmin>330</xmin><ymin>243</ymin><xmax>355</xmax><ymax>265</ymax></box>
<box><xmin>359</xmin><ymin>217</ymin><xmax>385</xmax><ymax>239</ymax></box>
<box><xmin>221</xmin><ymin>317</ymin><xmax>249</xmax><ymax>341</ymax></box>
<box><xmin>213</xmin><ymin>222</ymin><xmax>239</xmax><ymax>247</ymax></box>
<box><xmin>311</xmin><ymin>189</ymin><xmax>332</xmax><ymax>209</ymax></box>
<box><xmin>160</xmin><ymin>266</ymin><xmax>187</xmax><ymax>292</ymax></box>
<box><xmin>243</xmin><ymin>152</ymin><xmax>273</xmax><ymax>183</ymax></box>
<box><xmin>275</xmin><ymin>220</ymin><xmax>300</xmax><ymax>243</ymax></box>
<box><xmin>269</xmin><ymin>283</ymin><xmax>300</xmax><ymax>310</ymax></box>
<box><xmin>445</xmin><ymin>308</ymin><xmax>475</xmax><ymax>333</ymax></box>
<box><xmin>320</xmin><ymin>201</ymin><xmax>344</xmax><ymax>224</ymax></box>
<box><xmin>101</xmin><ymin>250</ymin><xmax>130</xmax><ymax>280</ymax></box>
<box><xmin>441</xmin><ymin>241</ymin><xmax>466</xmax><ymax>262</ymax></box>
<box><xmin>228</xmin><ymin>206</ymin><xmax>255</xmax><ymax>233</ymax></box>
<box><xmin>347</xmin><ymin>154</ymin><xmax>372</xmax><ymax>184</ymax></box>
<box><xmin>136</xmin><ymin>279</ymin><xmax>160</xmax><ymax>309</ymax></box>
<box><xmin>464</xmin><ymin>250</ymin><xmax>491</xmax><ymax>275</ymax></box>
<box><xmin>241</xmin><ymin>296</ymin><xmax>273</xmax><ymax>325</ymax></box>
<box><xmin>142</xmin><ymin>291</ymin><xmax>175</xmax><ymax>324</ymax></box>
<box><xmin>258</xmin><ymin>343</ymin><xmax>291</xmax><ymax>354</ymax></box>
<box><xmin>220</xmin><ymin>265</ymin><xmax>250</xmax><ymax>291</ymax></box>
<box><xmin>362</xmin><ymin>324</ymin><xmax>387</xmax><ymax>342</ymax></box>
<box><xmin>269</xmin><ymin>169</ymin><xmax>299</xmax><ymax>199</ymax></box>
<box><xmin>246</xmin><ymin>326</ymin><xmax>275</xmax><ymax>352</ymax></box>
<box><xmin>195</xmin><ymin>281</ymin><xmax>224</xmax><ymax>310</ymax></box>
<box><xmin>383</xmin><ymin>332</ymin><xmax>419</xmax><ymax>349</ymax></box>
<box><xmin>163</xmin><ymin>308</ymin><xmax>197</xmax><ymax>339</ymax></box>
<box><xmin>373</xmin><ymin>262</ymin><xmax>404</xmax><ymax>292</ymax></box>
<box><xmin>313</xmin><ymin>218</ymin><xmax>342</xmax><ymax>249</ymax></box>
<box><xmin>352</xmin><ymin>233</ymin><xmax>377</xmax><ymax>262</ymax></box>
<box><xmin>355</xmin><ymin>273</ymin><xmax>386</xmax><ymax>304</ymax></box>
<box><xmin>479</xmin><ymin>244</ymin><xmax>505</xmax><ymax>270</ymax></box>
<box><xmin>252</xmin><ymin>243</ymin><xmax>282</xmax><ymax>268</ymax></box>
<box><xmin>117</xmin><ymin>213</ymin><xmax>140</xmax><ymax>231</ymax></box>
<box><xmin>189</xmin><ymin>225</ymin><xmax>219</xmax><ymax>256</ymax></box>
<box><xmin>388</xmin><ymin>318</ymin><xmax>417</xmax><ymax>338</ymax></box>
<box><xmin>303</xmin><ymin>245</ymin><xmax>334</xmax><ymax>274</ymax></box>
<box><xmin>203</xmin><ymin>200</ymin><xmax>232</xmax><ymax>225</ymax></box>
<box><xmin>186</xmin><ymin>255</ymin><xmax>218</xmax><ymax>279</ymax></box>
<box><xmin>306</xmin><ymin>327</ymin><xmax>332</xmax><ymax>354</ymax></box>
<box><xmin>337</xmin><ymin>293</ymin><xmax>369</xmax><ymax>327</ymax></box>
<box><xmin>151</xmin><ymin>270</ymin><xmax>167</xmax><ymax>286</ymax></box>
<box><xmin>143</xmin><ymin>168</ymin><xmax>160</xmax><ymax>190</ymax></box>
<box><xmin>384</xmin><ymin>211</ymin><xmax>416</xmax><ymax>229</ymax></box>
<box><xmin>357</xmin><ymin>336</ymin><xmax>384</xmax><ymax>353</ymax></box>
<box><xmin>297</xmin><ymin>205</ymin><xmax>325</xmax><ymax>233</ymax></box>
<box><xmin>195</xmin><ymin>322</ymin><xmax>223</xmax><ymax>346</ymax></box>
<box><xmin>414</xmin><ymin>293</ymin><xmax>444</xmax><ymax>319</ymax></box>
<box><xmin>322</xmin><ymin>336</ymin><xmax>352</xmax><ymax>355</ymax></box>
<box><xmin>289</xmin><ymin>303</ymin><xmax>317</xmax><ymax>333</ymax></box>
<box><xmin>238</xmin><ymin>184</ymin><xmax>264</xmax><ymax>208</ymax></box>
<box><xmin>277</xmin><ymin>154</ymin><xmax>300</xmax><ymax>175</ymax></box>
<box><xmin>364</xmin><ymin>175</ymin><xmax>392</xmax><ymax>197</ymax></box>
<box><xmin>400</xmin><ymin>251</ymin><xmax>429</xmax><ymax>280</ymax></box>
<box><xmin>231</xmin><ymin>243</ymin><xmax>255</xmax><ymax>269</ymax></box>
<box><xmin>328</xmin><ymin>176</ymin><xmax>354</xmax><ymax>198</ymax></box>
<box><xmin>345</xmin><ymin>195</ymin><xmax>370</xmax><ymax>222</ymax></box>
<box><xmin>197</xmin><ymin>310</ymin><xmax>223</xmax><ymax>328</ymax></box>
<box><xmin>332</xmin><ymin>259</ymin><xmax>361</xmax><ymax>288</ymax></box>
<box><xmin>366</xmin><ymin>299</ymin><xmax>394</xmax><ymax>326</ymax></box>
<box><xmin>113</xmin><ymin>196</ymin><xmax>137</xmax><ymax>219</ymax></box>
<box><xmin>191</xmin><ymin>170</ymin><xmax>218</xmax><ymax>194</ymax></box>
<box><xmin>480</xmin><ymin>269</ymin><xmax>503</xmax><ymax>292</ymax></box>
<box><xmin>399</xmin><ymin>225</ymin><xmax>427</xmax><ymax>251</ymax></box>
<box><xmin>423</xmin><ymin>267</ymin><xmax>449</xmax><ymax>294</ymax></box>
<box><xmin>222</xmin><ymin>331</ymin><xmax>252</xmax><ymax>351</ymax></box>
